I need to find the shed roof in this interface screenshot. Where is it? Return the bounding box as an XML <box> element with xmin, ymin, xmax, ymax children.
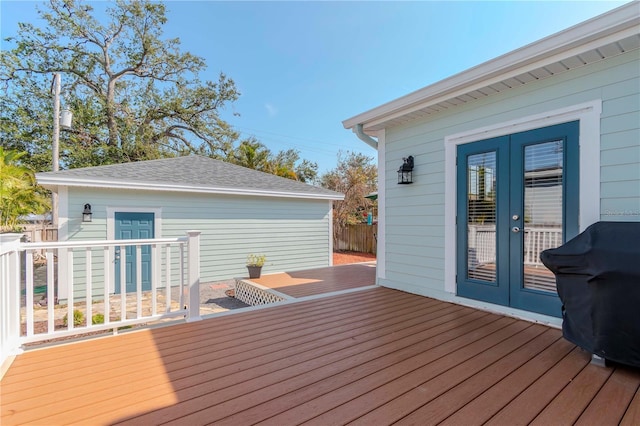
<box><xmin>36</xmin><ymin>155</ymin><xmax>343</xmax><ymax>200</ymax></box>
<box><xmin>343</xmin><ymin>2</ymin><xmax>640</xmax><ymax>134</ymax></box>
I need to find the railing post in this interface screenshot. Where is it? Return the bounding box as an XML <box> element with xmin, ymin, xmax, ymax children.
<box><xmin>186</xmin><ymin>231</ymin><xmax>201</xmax><ymax>322</ymax></box>
<box><xmin>0</xmin><ymin>234</ymin><xmax>25</xmax><ymax>367</ymax></box>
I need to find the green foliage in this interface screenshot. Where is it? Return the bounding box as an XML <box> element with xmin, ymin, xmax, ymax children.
<box><xmin>319</xmin><ymin>151</ymin><xmax>377</xmax><ymax>233</ymax></box>
<box><xmin>0</xmin><ymin>147</ymin><xmax>50</xmax><ymax>231</ymax></box>
<box><xmin>246</xmin><ymin>254</ymin><xmax>266</xmax><ymax>267</ymax></box>
<box><xmin>230</xmin><ymin>138</ymin><xmax>271</xmax><ymax>172</ymax></box>
<box><xmin>227</xmin><ymin>138</ymin><xmax>318</xmax><ymax>183</ymax></box>
<box><xmin>0</xmin><ymin>0</ymin><xmax>240</xmax><ymax>169</ymax></box>
<box><xmin>92</xmin><ymin>313</ymin><xmax>105</xmax><ymax>325</ymax></box>
<box><xmin>0</xmin><ymin>0</ymin><xmax>319</xmax><ymax>181</ymax></box>
<box><xmin>63</xmin><ymin>309</ymin><xmax>85</xmax><ymax>327</ymax></box>
<box><xmin>268</xmin><ymin>149</ymin><xmax>318</xmax><ymax>183</ymax></box>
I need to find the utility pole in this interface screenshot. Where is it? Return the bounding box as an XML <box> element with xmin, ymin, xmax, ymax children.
<box><xmin>51</xmin><ymin>73</ymin><xmax>61</xmax><ymax>227</ymax></box>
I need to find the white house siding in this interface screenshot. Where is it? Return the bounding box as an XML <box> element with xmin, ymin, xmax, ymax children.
<box><xmin>379</xmin><ymin>49</ymin><xmax>639</xmax><ymax>323</ymax></box>
<box><xmin>60</xmin><ymin>187</ymin><xmax>332</xmax><ymax>300</ymax></box>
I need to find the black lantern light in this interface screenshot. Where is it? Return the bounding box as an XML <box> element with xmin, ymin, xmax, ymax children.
<box><xmin>397</xmin><ymin>156</ymin><xmax>414</xmax><ymax>184</ymax></box>
<box><xmin>82</xmin><ymin>203</ymin><xmax>92</xmax><ymax>222</ymax></box>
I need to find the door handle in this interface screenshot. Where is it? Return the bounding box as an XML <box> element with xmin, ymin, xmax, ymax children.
<box><xmin>512</xmin><ymin>226</ymin><xmax>521</xmax><ymax>233</ymax></box>
<box><xmin>115</xmin><ymin>248</ymin><xmax>121</xmax><ymax>260</ymax></box>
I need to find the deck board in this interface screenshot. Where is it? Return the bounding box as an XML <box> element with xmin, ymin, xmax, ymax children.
<box><xmin>2</xmin><ymin>286</ymin><xmax>640</xmax><ymax>426</ymax></box>
<box><xmin>575</xmin><ymin>367</ymin><xmax>640</xmax><ymax>425</ymax></box>
<box><xmin>203</xmin><ymin>309</ymin><xmax>494</xmax><ymax>426</ymax></box>
<box><xmin>621</xmin><ymin>388</ymin><xmax>640</xmax><ymax>425</ymax></box>
<box><xmin>119</xmin><ymin>299</ymin><xmax>469</xmax><ymax>424</ymax></box>
<box><xmin>396</xmin><ymin>329</ymin><xmax>564</xmax><ymax>425</ymax></box>
<box><xmin>262</xmin><ymin>315</ymin><xmax>515</xmax><ymax>426</ymax></box>
<box><xmin>529</xmin><ymin>360</ymin><xmax>613</xmax><ymax>425</ymax></box>
<box><xmin>346</xmin><ymin>322</ymin><xmax>544</xmax><ymax>425</ymax></box>
<box><xmin>249</xmin><ymin>262</ymin><xmax>376</xmax><ymax>298</ymax></box>
<box><xmin>439</xmin><ymin>337</ymin><xmax>576</xmax><ymax>425</ymax></box>
<box><xmin>5</xmin><ymin>289</ymin><xmax>411</xmax><ymax>423</ymax></box>
<box><xmin>484</xmin><ymin>346</ymin><xmax>590</xmax><ymax>425</ymax></box>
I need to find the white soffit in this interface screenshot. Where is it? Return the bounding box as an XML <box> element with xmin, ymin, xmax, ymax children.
<box><xmin>343</xmin><ymin>2</ymin><xmax>640</xmax><ymax>133</ymax></box>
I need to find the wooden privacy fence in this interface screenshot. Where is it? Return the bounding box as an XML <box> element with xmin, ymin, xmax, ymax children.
<box><xmin>21</xmin><ymin>225</ymin><xmax>58</xmax><ymax>243</ymax></box>
<box><xmin>334</xmin><ymin>224</ymin><xmax>377</xmax><ymax>254</ymax></box>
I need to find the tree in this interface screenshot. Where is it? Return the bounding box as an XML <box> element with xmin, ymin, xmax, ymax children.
<box><xmin>0</xmin><ymin>147</ymin><xmax>50</xmax><ymax>232</ymax></box>
<box><xmin>1</xmin><ymin>0</ymin><xmax>240</xmax><ymax>170</ymax></box>
<box><xmin>267</xmin><ymin>148</ymin><xmax>318</xmax><ymax>183</ymax></box>
<box><xmin>227</xmin><ymin>139</ymin><xmax>318</xmax><ymax>183</ymax></box>
<box><xmin>319</xmin><ymin>151</ymin><xmax>377</xmax><ymax>241</ymax></box>
<box><xmin>229</xmin><ymin>138</ymin><xmax>271</xmax><ymax>172</ymax></box>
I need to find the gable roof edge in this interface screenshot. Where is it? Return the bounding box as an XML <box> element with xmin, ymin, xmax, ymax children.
<box><xmin>342</xmin><ymin>1</ymin><xmax>640</xmax><ymax>132</ymax></box>
<box><xmin>37</xmin><ymin>176</ymin><xmax>344</xmax><ymax>201</ymax></box>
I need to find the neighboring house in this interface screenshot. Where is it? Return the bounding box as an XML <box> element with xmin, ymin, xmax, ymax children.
<box><xmin>343</xmin><ymin>3</ymin><xmax>639</xmax><ymax>325</ymax></box>
<box><xmin>36</xmin><ymin>155</ymin><xmax>343</xmax><ymax>301</ymax></box>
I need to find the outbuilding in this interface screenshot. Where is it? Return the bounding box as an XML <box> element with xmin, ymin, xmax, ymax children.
<box><xmin>37</xmin><ymin>155</ymin><xmax>343</xmax><ymax>300</ymax></box>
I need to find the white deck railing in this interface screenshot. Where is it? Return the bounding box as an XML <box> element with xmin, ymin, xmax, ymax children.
<box><xmin>523</xmin><ymin>227</ymin><xmax>563</xmax><ymax>265</ymax></box>
<box><xmin>468</xmin><ymin>225</ymin><xmax>562</xmax><ymax>267</ymax></box>
<box><xmin>0</xmin><ymin>231</ymin><xmax>201</xmax><ymax>367</ymax></box>
<box><xmin>1</xmin><ymin>234</ymin><xmax>23</xmax><ymax>366</ymax></box>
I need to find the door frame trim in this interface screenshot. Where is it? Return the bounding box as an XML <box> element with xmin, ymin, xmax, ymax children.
<box><xmin>444</xmin><ymin>100</ymin><xmax>602</xmax><ymax>295</ymax></box>
<box><xmin>106</xmin><ymin>207</ymin><xmax>162</xmax><ymax>293</ymax></box>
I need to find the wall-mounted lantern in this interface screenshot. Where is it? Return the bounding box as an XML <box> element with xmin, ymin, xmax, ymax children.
<box><xmin>397</xmin><ymin>156</ymin><xmax>414</xmax><ymax>184</ymax></box>
<box><xmin>82</xmin><ymin>203</ymin><xmax>92</xmax><ymax>222</ymax></box>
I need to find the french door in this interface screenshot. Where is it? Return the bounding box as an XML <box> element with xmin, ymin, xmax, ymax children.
<box><xmin>456</xmin><ymin>121</ymin><xmax>579</xmax><ymax>317</ymax></box>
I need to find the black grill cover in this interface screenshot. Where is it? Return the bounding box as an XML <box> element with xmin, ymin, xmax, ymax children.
<box><xmin>540</xmin><ymin>221</ymin><xmax>640</xmax><ymax>368</ymax></box>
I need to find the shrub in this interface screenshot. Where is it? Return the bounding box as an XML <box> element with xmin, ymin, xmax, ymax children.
<box><xmin>63</xmin><ymin>309</ymin><xmax>85</xmax><ymax>327</ymax></box>
<box><xmin>92</xmin><ymin>313</ymin><xmax>105</xmax><ymax>325</ymax></box>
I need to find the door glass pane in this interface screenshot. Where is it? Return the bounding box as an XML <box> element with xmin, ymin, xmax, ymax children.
<box><xmin>467</xmin><ymin>152</ymin><xmax>497</xmax><ymax>282</ymax></box>
<box><xmin>523</xmin><ymin>141</ymin><xmax>563</xmax><ymax>292</ymax></box>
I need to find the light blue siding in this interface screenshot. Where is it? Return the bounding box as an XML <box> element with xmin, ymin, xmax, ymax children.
<box><xmin>601</xmin><ymin>146</ymin><xmax>640</xmax><ymax>167</ymax></box>
<box><xmin>380</xmin><ymin>49</ymin><xmax>640</xmax><ymax>302</ymax></box>
<box><xmin>63</xmin><ymin>188</ymin><xmax>332</xmax><ymax>300</ymax></box>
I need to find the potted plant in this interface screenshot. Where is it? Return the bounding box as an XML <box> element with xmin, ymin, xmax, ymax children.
<box><xmin>246</xmin><ymin>254</ymin><xmax>266</xmax><ymax>279</ymax></box>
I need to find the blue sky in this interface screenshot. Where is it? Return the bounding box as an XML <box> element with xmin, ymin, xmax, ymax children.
<box><xmin>1</xmin><ymin>1</ymin><xmax>628</xmax><ymax>175</ymax></box>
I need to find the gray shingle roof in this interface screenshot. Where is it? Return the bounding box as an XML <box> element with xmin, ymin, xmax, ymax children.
<box><xmin>36</xmin><ymin>156</ymin><xmax>343</xmax><ymax>200</ymax></box>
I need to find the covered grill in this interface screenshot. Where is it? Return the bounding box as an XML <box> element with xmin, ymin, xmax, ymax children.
<box><xmin>540</xmin><ymin>221</ymin><xmax>640</xmax><ymax>368</ymax></box>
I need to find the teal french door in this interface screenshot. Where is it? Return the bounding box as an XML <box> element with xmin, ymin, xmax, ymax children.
<box><xmin>456</xmin><ymin>121</ymin><xmax>579</xmax><ymax>317</ymax></box>
<box><xmin>115</xmin><ymin>212</ymin><xmax>154</xmax><ymax>294</ymax></box>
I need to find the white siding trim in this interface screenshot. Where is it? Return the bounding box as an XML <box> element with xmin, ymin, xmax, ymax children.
<box><xmin>377</xmin><ymin>129</ymin><xmax>386</xmax><ymax>281</ymax></box>
<box><xmin>444</xmin><ymin>135</ymin><xmax>457</xmax><ymax>296</ymax></box>
<box><xmin>443</xmin><ymin>100</ymin><xmax>602</xmax><ymax>294</ymax></box>
<box><xmin>57</xmin><ymin>187</ymin><xmax>69</xmax><ymax>301</ymax></box>
<box><xmin>328</xmin><ymin>202</ymin><xmax>334</xmax><ymax>266</ymax></box>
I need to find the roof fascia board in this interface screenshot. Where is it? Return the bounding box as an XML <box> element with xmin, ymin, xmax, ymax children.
<box><xmin>362</xmin><ymin>26</ymin><xmax>639</xmax><ymax>131</ymax></box>
<box><xmin>37</xmin><ymin>177</ymin><xmax>344</xmax><ymax>201</ymax></box>
<box><xmin>342</xmin><ymin>2</ymin><xmax>639</xmax><ymax>131</ymax></box>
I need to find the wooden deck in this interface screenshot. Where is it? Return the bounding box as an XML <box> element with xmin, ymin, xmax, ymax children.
<box><xmin>249</xmin><ymin>262</ymin><xmax>377</xmax><ymax>298</ymax></box>
<box><xmin>2</xmin><ymin>286</ymin><xmax>640</xmax><ymax>425</ymax></box>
